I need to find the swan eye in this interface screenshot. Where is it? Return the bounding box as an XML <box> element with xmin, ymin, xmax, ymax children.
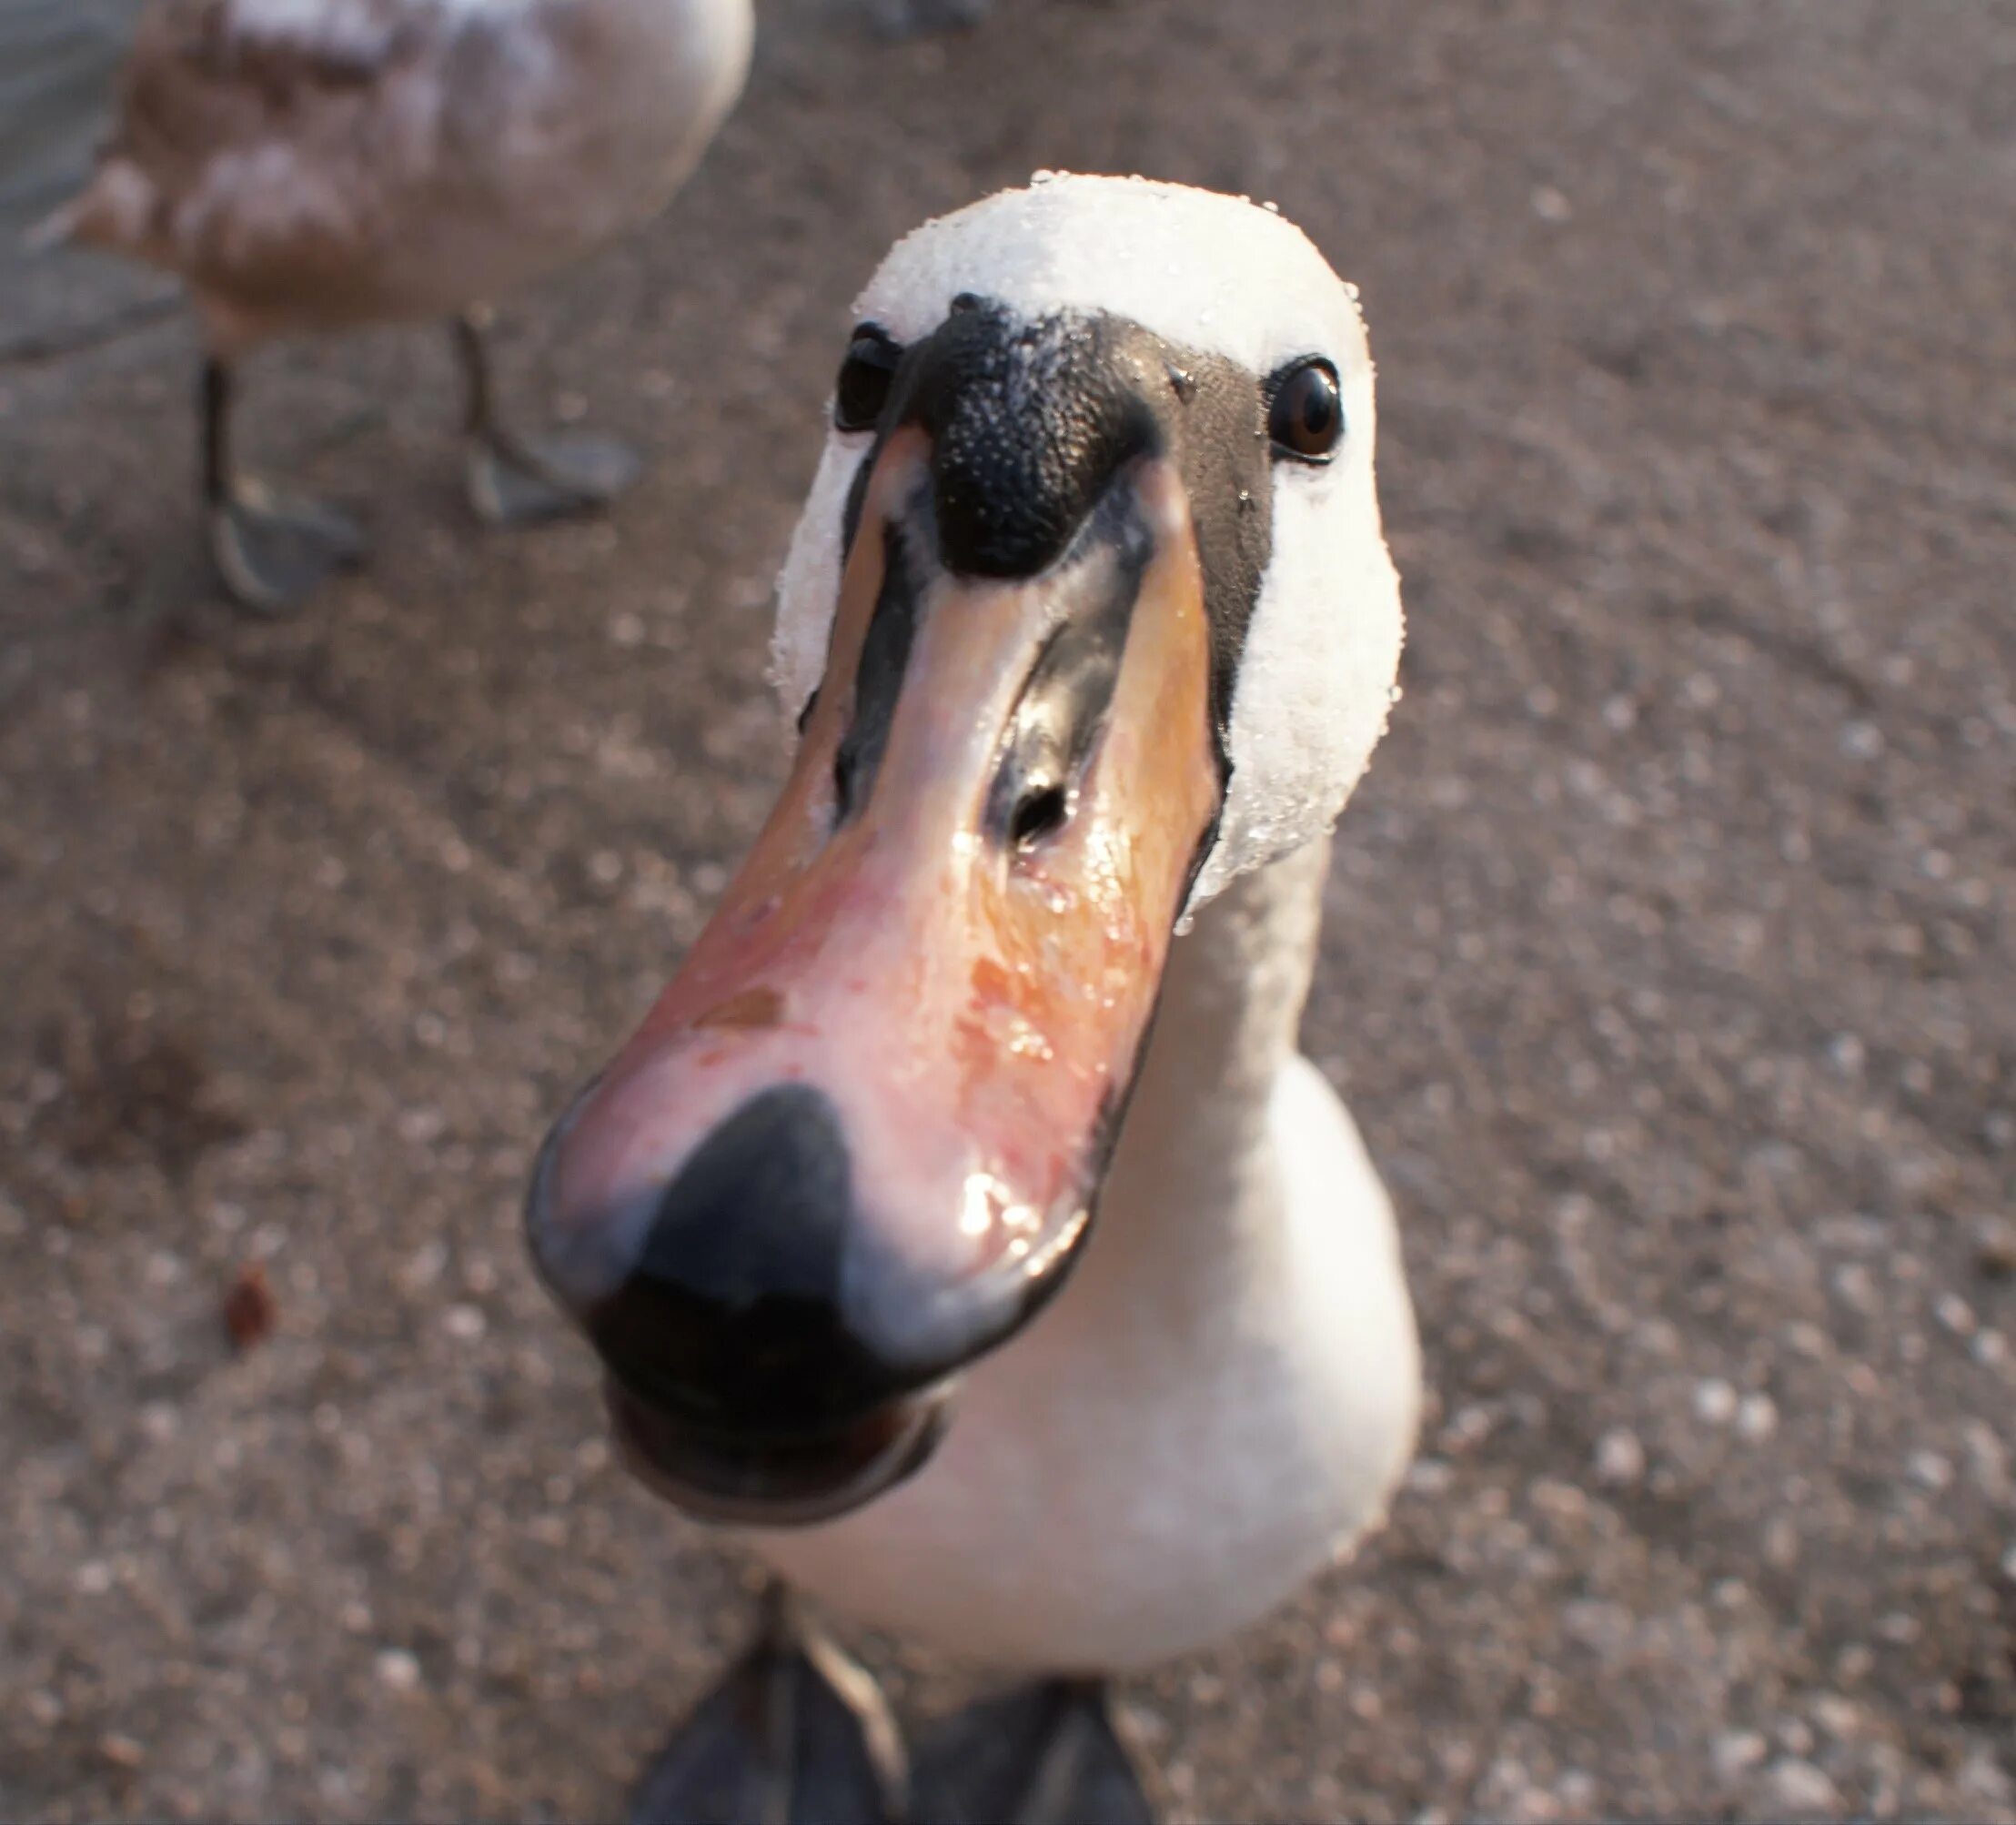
<box><xmin>833</xmin><ymin>325</ymin><xmax>902</xmax><ymax>433</ymax></box>
<box><xmin>1267</xmin><ymin>358</ymin><xmax>1344</xmax><ymax>463</ymax></box>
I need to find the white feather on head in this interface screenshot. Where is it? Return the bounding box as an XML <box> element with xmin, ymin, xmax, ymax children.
<box><xmin>771</xmin><ymin>173</ymin><xmax>1405</xmax><ymax>911</ymax></box>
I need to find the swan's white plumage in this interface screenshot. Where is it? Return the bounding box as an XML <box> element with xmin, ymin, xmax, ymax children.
<box><xmin>756</xmin><ymin>180</ymin><xmax>1419</xmax><ymax>1670</ymax></box>
<box><xmin>771</xmin><ymin>174</ymin><xmax>1406</xmax><ymax>911</ymax></box>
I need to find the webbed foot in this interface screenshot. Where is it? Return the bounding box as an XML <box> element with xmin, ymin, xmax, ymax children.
<box><xmin>465</xmin><ymin>428</ymin><xmax>644</xmax><ymax>526</ymax></box>
<box><xmin>207</xmin><ymin>483</ymin><xmax>366</xmax><ymax>614</ymax></box>
<box><xmin>629</xmin><ymin>1589</ymin><xmax>904</xmax><ymax>1825</ymax></box>
<box><xmin>912</xmin><ymin>1679</ymin><xmax>1159</xmax><ymax>1825</ymax></box>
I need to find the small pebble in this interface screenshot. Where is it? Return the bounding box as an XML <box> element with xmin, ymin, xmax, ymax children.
<box><xmin>1695</xmin><ymin>1378</ymin><xmax>1739</xmax><ymax>1425</ymax></box>
<box><xmin>1933</xmin><ymin>1292</ymin><xmax>1975</xmax><ymax>1336</ymax></box>
<box><xmin>1735</xmin><ymin>1393</ymin><xmax>1778</xmax><ymax>1442</ymax></box>
<box><xmin>397</xmin><ymin>1106</ymin><xmax>447</xmax><ymax>1144</ymax></box>
<box><xmin>1712</xmin><ymin>1730</ymin><xmax>1767</xmax><ymax>1780</ymax></box>
<box><xmin>222</xmin><ymin>1261</ymin><xmax>277</xmax><ymax>1352</ymax></box>
<box><xmin>1810</xmin><ymin>1693</ymin><xmax>1860</xmax><ymax>1739</ymax></box>
<box><xmin>400</xmin><ymin>1241</ymin><xmax>448</xmax><ymax>1292</ymax></box>
<box><xmin>1767</xmin><ymin>1758</ymin><xmax>1841</xmax><ymax>1814</ymax></box>
<box><xmin>1908</xmin><ymin>1448</ymin><xmax>1953</xmax><ymax>1491</ymax></box>
<box><xmin>1787</xmin><ymin>1321</ymin><xmax>1827</xmax><ymax>1358</ymax></box>
<box><xmin>375</xmin><ymin>1649</ymin><xmax>421</xmax><ymax>1692</ymax></box>
<box><xmin>1595</xmin><ymin>1427</ymin><xmax>1646</xmax><ymax>1486</ymax></box>
<box><xmin>1557</xmin><ymin>1770</ymin><xmax>1597</xmax><ymax>1812</ymax></box>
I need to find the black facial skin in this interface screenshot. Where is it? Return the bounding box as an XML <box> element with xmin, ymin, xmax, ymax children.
<box><xmin>832</xmin><ymin>301</ymin><xmax>1291</xmax><ymax>758</ymax></box>
<box><xmin>830</xmin><ymin>519</ymin><xmax>922</xmax><ymax>822</ymax></box>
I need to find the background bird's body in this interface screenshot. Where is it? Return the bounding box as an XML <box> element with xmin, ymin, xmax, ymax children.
<box><xmin>22</xmin><ymin>0</ymin><xmax>754</xmax><ymax>608</ymax></box>
<box><xmin>47</xmin><ymin>0</ymin><xmax>754</xmax><ymax>351</ymax></box>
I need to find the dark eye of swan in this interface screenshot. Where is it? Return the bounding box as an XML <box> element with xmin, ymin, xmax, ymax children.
<box><xmin>833</xmin><ymin>325</ymin><xmax>902</xmax><ymax>433</ymax></box>
<box><xmin>1266</xmin><ymin>358</ymin><xmax>1344</xmax><ymax>463</ymax></box>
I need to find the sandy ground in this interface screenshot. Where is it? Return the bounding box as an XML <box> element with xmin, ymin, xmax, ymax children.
<box><xmin>2</xmin><ymin>1</ymin><xmax>2013</xmax><ymax>1819</ymax></box>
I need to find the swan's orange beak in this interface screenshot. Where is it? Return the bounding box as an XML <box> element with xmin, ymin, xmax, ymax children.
<box><xmin>527</xmin><ymin>429</ymin><xmax>1221</xmax><ymax>1523</ymax></box>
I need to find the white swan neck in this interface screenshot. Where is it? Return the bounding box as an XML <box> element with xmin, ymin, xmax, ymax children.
<box><xmin>1094</xmin><ymin>834</ymin><xmax>1330</xmax><ymax>1254</ymax></box>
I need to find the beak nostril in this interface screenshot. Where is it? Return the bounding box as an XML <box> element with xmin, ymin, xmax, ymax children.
<box><xmin>1009</xmin><ymin>781</ymin><xmax>1071</xmax><ymax>852</ymax></box>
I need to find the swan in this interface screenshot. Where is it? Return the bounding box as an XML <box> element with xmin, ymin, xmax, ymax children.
<box><xmin>32</xmin><ymin>0</ymin><xmax>754</xmax><ymax>610</ymax></box>
<box><xmin>526</xmin><ymin>172</ymin><xmax>1420</xmax><ymax>1822</ymax></box>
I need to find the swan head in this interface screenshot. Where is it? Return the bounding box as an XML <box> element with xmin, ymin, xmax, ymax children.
<box><xmin>527</xmin><ymin>175</ymin><xmax>1404</xmax><ymax>1526</ymax></box>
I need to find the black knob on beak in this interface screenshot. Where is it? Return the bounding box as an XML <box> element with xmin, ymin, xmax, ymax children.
<box><xmin>584</xmin><ymin>1084</ymin><xmax>906</xmax><ymax>1437</ymax></box>
<box><xmin>923</xmin><ymin>308</ymin><xmax>1154</xmax><ymax>580</ymax></box>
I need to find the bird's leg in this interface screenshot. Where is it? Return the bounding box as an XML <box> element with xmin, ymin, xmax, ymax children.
<box><xmin>911</xmin><ymin>1679</ymin><xmax>1160</xmax><ymax>1825</ymax></box>
<box><xmin>455</xmin><ymin>306</ymin><xmax>642</xmax><ymax>526</ymax></box>
<box><xmin>203</xmin><ymin>357</ymin><xmax>365</xmax><ymax>613</ymax></box>
<box><xmin>628</xmin><ymin>1581</ymin><xmax>906</xmax><ymax>1825</ymax></box>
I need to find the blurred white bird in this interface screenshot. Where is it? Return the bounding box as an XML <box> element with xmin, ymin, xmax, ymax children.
<box><xmin>23</xmin><ymin>0</ymin><xmax>753</xmax><ymax>609</ymax></box>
